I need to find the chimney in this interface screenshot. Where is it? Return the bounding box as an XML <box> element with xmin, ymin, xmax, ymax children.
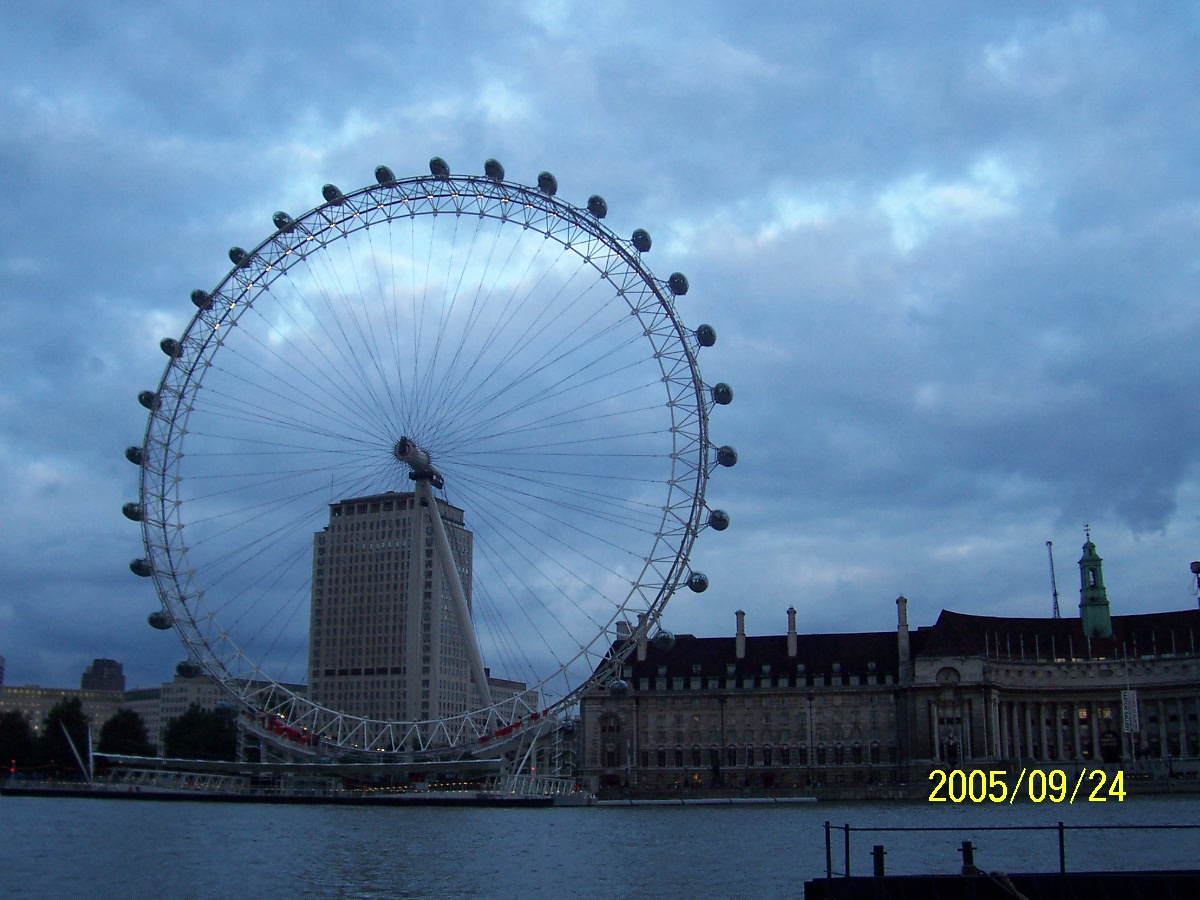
<box><xmin>735</xmin><ymin>609</ymin><xmax>746</xmax><ymax>660</ymax></box>
<box><xmin>636</xmin><ymin>612</ymin><xmax>648</xmax><ymax>661</ymax></box>
<box><xmin>787</xmin><ymin>606</ymin><xmax>797</xmax><ymax>658</ymax></box>
<box><xmin>896</xmin><ymin>596</ymin><xmax>912</xmax><ymax>684</ymax></box>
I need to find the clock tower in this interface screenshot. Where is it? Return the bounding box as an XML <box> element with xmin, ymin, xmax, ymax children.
<box><xmin>1078</xmin><ymin>527</ymin><xmax>1113</xmax><ymax>639</ymax></box>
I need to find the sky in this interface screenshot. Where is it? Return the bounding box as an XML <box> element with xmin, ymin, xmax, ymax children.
<box><xmin>3</xmin><ymin>1</ymin><xmax>1200</xmax><ymax>691</ymax></box>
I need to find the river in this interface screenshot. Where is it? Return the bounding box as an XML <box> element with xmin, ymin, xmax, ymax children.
<box><xmin>3</xmin><ymin>794</ymin><xmax>1198</xmax><ymax>899</ymax></box>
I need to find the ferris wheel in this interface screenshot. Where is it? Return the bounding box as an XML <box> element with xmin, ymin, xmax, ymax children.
<box><xmin>125</xmin><ymin>158</ymin><xmax>735</xmax><ymax>758</ymax></box>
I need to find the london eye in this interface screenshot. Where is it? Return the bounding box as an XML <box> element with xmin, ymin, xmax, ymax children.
<box><xmin>125</xmin><ymin>159</ymin><xmax>735</xmax><ymax>758</ymax></box>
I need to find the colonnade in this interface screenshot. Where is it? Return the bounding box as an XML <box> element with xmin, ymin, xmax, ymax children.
<box><xmin>930</xmin><ymin>695</ymin><xmax>1200</xmax><ymax>762</ymax></box>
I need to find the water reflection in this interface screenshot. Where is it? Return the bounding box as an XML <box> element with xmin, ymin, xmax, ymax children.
<box><xmin>1</xmin><ymin>796</ymin><xmax>1197</xmax><ymax>899</ymax></box>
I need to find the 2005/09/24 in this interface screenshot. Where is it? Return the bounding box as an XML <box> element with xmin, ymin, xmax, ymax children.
<box><xmin>928</xmin><ymin>768</ymin><xmax>1126</xmax><ymax>803</ymax></box>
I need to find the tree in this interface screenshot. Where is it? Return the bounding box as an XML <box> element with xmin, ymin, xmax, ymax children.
<box><xmin>37</xmin><ymin>697</ymin><xmax>91</xmax><ymax>778</ymax></box>
<box><xmin>98</xmin><ymin>708</ymin><xmax>155</xmax><ymax>758</ymax></box>
<box><xmin>162</xmin><ymin>703</ymin><xmax>236</xmax><ymax>761</ymax></box>
<box><xmin>0</xmin><ymin>710</ymin><xmax>36</xmax><ymax>774</ymax></box>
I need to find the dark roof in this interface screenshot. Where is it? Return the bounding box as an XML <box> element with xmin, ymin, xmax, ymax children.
<box><xmin>623</xmin><ymin>630</ymin><xmax>900</xmax><ymax>680</ymax></box>
<box><xmin>915</xmin><ymin>608</ymin><xmax>1200</xmax><ymax>660</ymax></box>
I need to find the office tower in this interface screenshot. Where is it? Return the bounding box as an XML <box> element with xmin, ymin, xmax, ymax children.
<box><xmin>80</xmin><ymin>658</ymin><xmax>126</xmax><ymax>692</ymax></box>
<box><xmin>308</xmin><ymin>491</ymin><xmax>476</xmax><ymax>724</ymax></box>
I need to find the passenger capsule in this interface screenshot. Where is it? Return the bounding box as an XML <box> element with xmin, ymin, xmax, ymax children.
<box><xmin>652</xmin><ymin>630</ymin><xmax>676</xmax><ymax>652</ymax></box>
<box><xmin>695</xmin><ymin>324</ymin><xmax>717</xmax><ymax>347</ymax></box>
<box><xmin>129</xmin><ymin>558</ymin><xmax>154</xmax><ymax>577</ymax></box>
<box><xmin>137</xmin><ymin>391</ymin><xmax>159</xmax><ymax>411</ymax></box>
<box><xmin>716</xmin><ymin>445</ymin><xmax>738</xmax><ymax>468</ymax></box>
<box><xmin>711</xmin><ymin>383</ymin><xmax>733</xmax><ymax>405</ymax></box>
<box><xmin>537</xmin><ymin>171</ymin><xmax>558</xmax><ymax>196</ymax></box>
<box><xmin>668</xmin><ymin>272</ymin><xmax>689</xmax><ymax>296</ymax></box>
<box><xmin>160</xmin><ymin>338</ymin><xmax>182</xmax><ymax>358</ymax></box>
<box><xmin>608</xmin><ymin>679</ymin><xmax>630</xmax><ymax>699</ymax></box>
<box><xmin>687</xmin><ymin>572</ymin><xmax>709</xmax><ymax>593</ymax></box>
<box><xmin>122</xmin><ymin>502</ymin><xmax>143</xmax><ymax>522</ymax></box>
<box><xmin>559</xmin><ymin>720</ymin><xmax>576</xmax><ymax>736</ymax></box>
<box><xmin>322</xmin><ymin>184</ymin><xmax>344</xmax><ymax>204</ymax></box>
<box><xmin>191</xmin><ymin>289</ymin><xmax>213</xmax><ymax>310</ymax></box>
<box><xmin>587</xmin><ymin>195</ymin><xmax>608</xmax><ymax>218</ymax></box>
<box><xmin>708</xmin><ymin>509</ymin><xmax>730</xmax><ymax>531</ymax></box>
<box><xmin>125</xmin><ymin>446</ymin><xmax>144</xmax><ymax>465</ymax></box>
<box><xmin>374</xmin><ymin>165</ymin><xmax>396</xmax><ymax>185</ymax></box>
<box><xmin>228</xmin><ymin>246</ymin><xmax>249</xmax><ymax>267</ymax></box>
<box><xmin>147</xmin><ymin>610</ymin><xmax>173</xmax><ymax>630</ymax></box>
<box><xmin>631</xmin><ymin>229</ymin><xmax>652</xmax><ymax>253</ymax></box>
<box><xmin>273</xmin><ymin>211</ymin><xmax>296</xmax><ymax>232</ymax></box>
<box><xmin>484</xmin><ymin>159</ymin><xmax>505</xmax><ymax>182</ymax></box>
<box><xmin>429</xmin><ymin>157</ymin><xmax>451</xmax><ymax>180</ymax></box>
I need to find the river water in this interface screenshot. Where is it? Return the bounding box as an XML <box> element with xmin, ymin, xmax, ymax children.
<box><xmin>3</xmin><ymin>794</ymin><xmax>1198</xmax><ymax>899</ymax></box>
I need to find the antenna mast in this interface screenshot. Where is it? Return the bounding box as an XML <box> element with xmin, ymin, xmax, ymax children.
<box><xmin>1047</xmin><ymin>540</ymin><xmax>1061</xmax><ymax>619</ymax></box>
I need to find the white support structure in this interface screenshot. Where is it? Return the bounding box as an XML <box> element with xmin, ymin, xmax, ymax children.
<box><xmin>396</xmin><ymin>437</ymin><xmax>493</xmax><ymax>712</ymax></box>
<box><xmin>416</xmin><ymin>478</ymin><xmax>494</xmax><ymax>709</ymax></box>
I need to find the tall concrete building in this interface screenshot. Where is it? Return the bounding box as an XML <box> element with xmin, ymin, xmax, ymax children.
<box><xmin>308</xmin><ymin>491</ymin><xmax>478</xmax><ymax>723</ymax></box>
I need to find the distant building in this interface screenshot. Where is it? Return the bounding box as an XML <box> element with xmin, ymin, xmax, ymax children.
<box><xmin>0</xmin><ymin>686</ymin><xmax>124</xmax><ymax>737</ymax></box>
<box><xmin>156</xmin><ymin>663</ymin><xmax>230</xmax><ymax>748</ymax></box>
<box><xmin>0</xmin><ymin>659</ymin><xmax>300</xmax><ymax>756</ymax></box>
<box><xmin>580</xmin><ymin>538</ymin><xmax>1200</xmax><ymax>794</ymax></box>
<box><xmin>0</xmin><ymin>654</ymin><xmax>6</xmax><ymax>689</ymax></box>
<box><xmin>120</xmin><ymin>687</ymin><xmax>163</xmax><ymax>751</ymax></box>
<box><xmin>81</xmin><ymin>658</ymin><xmax>126</xmax><ymax>692</ymax></box>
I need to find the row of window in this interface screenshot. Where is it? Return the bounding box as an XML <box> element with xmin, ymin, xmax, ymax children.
<box><xmin>601</xmin><ymin>744</ymin><xmax>897</xmax><ymax>769</ymax></box>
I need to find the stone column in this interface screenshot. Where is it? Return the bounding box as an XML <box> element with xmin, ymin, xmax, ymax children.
<box><xmin>930</xmin><ymin>699</ymin><xmax>940</xmax><ymax>762</ymax></box>
<box><xmin>998</xmin><ymin>700</ymin><xmax>1008</xmax><ymax>758</ymax></box>
<box><xmin>1012</xmin><ymin>703</ymin><xmax>1022</xmax><ymax>762</ymax></box>
<box><xmin>1176</xmin><ymin>698</ymin><xmax>1188</xmax><ymax>758</ymax></box>
<box><xmin>1056</xmin><ymin>705</ymin><xmax>1065</xmax><ymax>763</ymax></box>
<box><xmin>1089</xmin><ymin>701</ymin><xmax>1100</xmax><ymax>760</ymax></box>
<box><xmin>964</xmin><ymin>699</ymin><xmax>973</xmax><ymax>761</ymax></box>
<box><xmin>992</xmin><ymin>695</ymin><xmax>1002</xmax><ymax>759</ymax></box>
<box><xmin>1080</xmin><ymin>705</ymin><xmax>1089</xmax><ymax>763</ymax></box>
<box><xmin>1158</xmin><ymin>700</ymin><xmax>1169</xmax><ymax>758</ymax></box>
<box><xmin>1192</xmin><ymin>697</ymin><xmax>1200</xmax><ymax>757</ymax></box>
<box><xmin>1038</xmin><ymin>702</ymin><xmax>1048</xmax><ymax>761</ymax></box>
<box><xmin>1024</xmin><ymin>703</ymin><xmax>1035</xmax><ymax>759</ymax></box>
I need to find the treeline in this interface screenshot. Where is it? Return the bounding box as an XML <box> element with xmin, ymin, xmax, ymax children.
<box><xmin>1</xmin><ymin>698</ymin><xmax>237</xmax><ymax>779</ymax></box>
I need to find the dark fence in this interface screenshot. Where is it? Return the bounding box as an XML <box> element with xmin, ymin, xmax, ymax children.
<box><xmin>823</xmin><ymin>820</ymin><xmax>1200</xmax><ymax>879</ymax></box>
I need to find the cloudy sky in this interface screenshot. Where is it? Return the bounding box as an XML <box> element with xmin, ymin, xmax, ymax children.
<box><xmin>3</xmin><ymin>1</ymin><xmax>1200</xmax><ymax>691</ymax></box>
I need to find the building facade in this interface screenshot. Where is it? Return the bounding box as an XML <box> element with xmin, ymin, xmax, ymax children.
<box><xmin>580</xmin><ymin>607</ymin><xmax>903</xmax><ymax>792</ymax></box>
<box><xmin>0</xmin><ymin>661</ymin><xmax>296</xmax><ymax>755</ymax></box>
<box><xmin>308</xmin><ymin>490</ymin><xmax>478</xmax><ymax>723</ymax></box>
<box><xmin>80</xmin><ymin>658</ymin><xmax>126</xmax><ymax>692</ymax></box>
<box><xmin>0</xmin><ymin>686</ymin><xmax>124</xmax><ymax>738</ymax></box>
<box><xmin>580</xmin><ymin>541</ymin><xmax>1200</xmax><ymax>794</ymax></box>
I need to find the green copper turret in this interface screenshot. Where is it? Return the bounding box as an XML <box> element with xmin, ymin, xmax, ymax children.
<box><xmin>1078</xmin><ymin>530</ymin><xmax>1113</xmax><ymax>639</ymax></box>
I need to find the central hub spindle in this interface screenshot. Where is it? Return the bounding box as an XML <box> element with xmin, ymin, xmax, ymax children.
<box><xmin>393</xmin><ymin>437</ymin><xmax>443</xmax><ymax>487</ymax></box>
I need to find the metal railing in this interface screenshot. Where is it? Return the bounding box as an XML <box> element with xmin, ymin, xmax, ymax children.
<box><xmin>823</xmin><ymin>821</ymin><xmax>1200</xmax><ymax>879</ymax></box>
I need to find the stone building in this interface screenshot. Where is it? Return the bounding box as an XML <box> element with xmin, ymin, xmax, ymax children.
<box><xmin>580</xmin><ymin>607</ymin><xmax>903</xmax><ymax>792</ymax></box>
<box><xmin>580</xmin><ymin>538</ymin><xmax>1200</xmax><ymax>794</ymax></box>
